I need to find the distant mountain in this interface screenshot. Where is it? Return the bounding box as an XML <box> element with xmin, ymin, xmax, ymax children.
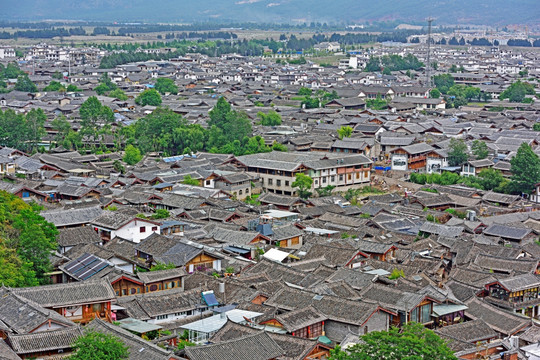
<box><xmin>1</xmin><ymin>0</ymin><xmax>537</xmax><ymax>25</ymax></box>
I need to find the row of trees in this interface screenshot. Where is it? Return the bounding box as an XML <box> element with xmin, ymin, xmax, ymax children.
<box><xmin>412</xmin><ymin>142</ymin><xmax>540</xmax><ymax>195</ymax></box>
<box><xmin>364</xmin><ymin>54</ymin><xmax>424</xmax><ymax>73</ymax></box>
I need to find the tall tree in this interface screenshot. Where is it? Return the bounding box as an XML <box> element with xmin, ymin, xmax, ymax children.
<box><xmin>14</xmin><ymin>74</ymin><xmax>37</xmax><ymax>93</ymax></box>
<box><xmin>154</xmin><ymin>77</ymin><xmax>178</xmax><ymax>95</ymax></box>
<box><xmin>208</xmin><ymin>96</ymin><xmax>232</xmax><ymax>128</ymax></box>
<box><xmin>329</xmin><ymin>322</ymin><xmax>456</xmax><ymax>360</ymax></box>
<box><xmin>510</xmin><ymin>143</ymin><xmax>540</xmax><ymax>194</ymax></box>
<box><xmin>471</xmin><ymin>140</ymin><xmax>489</xmax><ymax>160</ymax></box>
<box><xmin>447</xmin><ymin>138</ymin><xmax>468</xmax><ymax>166</ymax></box>
<box><xmin>292</xmin><ymin>173</ymin><xmax>313</xmax><ymax>199</ymax></box>
<box><xmin>135</xmin><ymin>88</ymin><xmax>162</xmax><ymax>106</ymax></box>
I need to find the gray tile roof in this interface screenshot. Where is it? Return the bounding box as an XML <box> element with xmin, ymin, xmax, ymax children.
<box><xmin>185</xmin><ymin>332</ymin><xmax>284</xmax><ymax>360</ymax></box>
<box><xmin>7</xmin><ymin>327</ymin><xmax>83</xmax><ymax>355</ymax></box>
<box><xmin>13</xmin><ymin>279</ymin><xmax>116</xmax><ymax>308</ymax></box>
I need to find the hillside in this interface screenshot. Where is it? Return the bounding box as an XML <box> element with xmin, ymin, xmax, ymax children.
<box><xmin>1</xmin><ymin>0</ymin><xmax>538</xmax><ymax>25</ymax></box>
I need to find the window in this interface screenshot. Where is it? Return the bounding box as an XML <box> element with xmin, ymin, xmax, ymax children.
<box><xmin>206</xmin><ymin>180</ymin><xmax>211</xmax><ymax>185</ymax></box>
<box><xmin>130</xmin><ymin>288</ymin><xmax>137</xmax><ymax>295</ymax></box>
<box><xmin>122</xmin><ymin>289</ymin><xmax>127</xmax><ymax>296</ymax></box>
<box><xmin>348</xmin><ymin>174</ymin><xmax>352</xmax><ymax>180</ymax></box>
<box><xmin>239</xmin><ymin>190</ymin><xmax>243</xmax><ymax>195</ymax></box>
<box><xmin>411</xmin><ymin>307</ymin><xmax>419</xmax><ymax>322</ymax></box>
<box><xmin>339</xmin><ymin>175</ymin><xmax>344</xmax><ymax>181</ymax></box>
<box><xmin>277</xmin><ymin>180</ymin><xmax>281</xmax><ymax>186</ymax></box>
<box><xmin>322</xmin><ymin>177</ymin><xmax>326</xmax><ymax>184</ymax></box>
<box><xmin>268</xmin><ymin>179</ymin><xmax>273</xmax><ymax>185</ymax></box>
<box><xmin>364</xmin><ymin>171</ymin><xmax>369</xmax><ymax>178</ymax></box>
<box><xmin>152</xmin><ymin>226</ymin><xmax>158</xmax><ymax>231</ymax></box>
<box><xmin>291</xmin><ymin>237</ymin><xmax>300</xmax><ymax>246</ymax></box>
<box><xmin>156</xmin><ymin>315</ymin><xmax>168</xmax><ymax>320</ymax></box>
<box><xmin>314</xmin><ymin>180</ymin><xmax>318</xmax><ymax>185</ymax></box>
<box><xmin>149</xmin><ymin>284</ymin><xmax>158</xmax><ymax>292</ymax></box>
<box><xmin>246</xmin><ymin>188</ymin><xmax>250</xmax><ymax>193</ymax></box>
<box><xmin>285</xmin><ymin>181</ymin><xmax>289</xmax><ymax>186</ymax></box>
<box><xmin>140</xmin><ymin>226</ymin><xmax>146</xmax><ymax>233</ymax></box>
<box><xmin>420</xmin><ymin>304</ymin><xmax>431</xmax><ymax>323</ymax></box>
<box><xmin>356</xmin><ymin>172</ymin><xmax>360</xmax><ymax>179</ymax></box>
<box><xmin>331</xmin><ymin>176</ymin><xmax>335</xmax><ymax>182</ymax></box>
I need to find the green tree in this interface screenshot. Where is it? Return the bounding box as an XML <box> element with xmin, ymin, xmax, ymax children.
<box><xmin>44</xmin><ymin>81</ymin><xmax>66</xmax><ymax>92</ymax></box>
<box><xmin>108</xmin><ymin>88</ymin><xmax>128</xmax><ymax>100</ymax></box>
<box><xmin>135</xmin><ymin>89</ymin><xmax>162</xmax><ymax>106</ymax></box>
<box><xmin>301</xmin><ymin>96</ymin><xmax>320</xmax><ymax>109</ymax></box>
<box><xmin>25</xmin><ymin>108</ymin><xmax>47</xmax><ymax>153</ymax></box>
<box><xmin>510</xmin><ymin>143</ymin><xmax>540</xmax><ymax>194</ymax></box>
<box><xmin>0</xmin><ymin>242</ymin><xmax>39</xmax><ymax>287</ymax></box>
<box><xmin>79</xmin><ymin>96</ymin><xmax>115</xmax><ymax>141</ymax></box>
<box><xmin>123</xmin><ymin>144</ymin><xmax>142</xmax><ymax>165</ymax></box>
<box><xmin>298</xmin><ymin>87</ymin><xmax>312</xmax><ymax>96</ymax></box>
<box><xmin>154</xmin><ymin>77</ymin><xmax>178</xmax><ymax>95</ymax></box>
<box><xmin>292</xmin><ymin>173</ymin><xmax>313</xmax><ymax>199</ymax></box>
<box><xmin>316</xmin><ymin>185</ymin><xmax>335</xmax><ymax>197</ymax></box>
<box><xmin>66</xmin><ymin>84</ymin><xmax>82</xmax><ymax>92</ymax></box>
<box><xmin>14</xmin><ymin>74</ymin><xmax>37</xmax><ymax>93</ymax></box>
<box><xmin>70</xmin><ymin>331</ymin><xmax>129</xmax><ymax>360</ymax></box>
<box><xmin>433</xmin><ymin>73</ymin><xmax>455</xmax><ymax>94</ymax></box>
<box><xmin>257</xmin><ymin>110</ymin><xmax>282</xmax><ymax>126</ymax></box>
<box><xmin>430</xmin><ymin>89</ymin><xmax>441</xmax><ymax>99</ymax></box>
<box><xmin>337</xmin><ymin>126</ymin><xmax>353</xmax><ymax>139</ymax></box>
<box><xmin>182</xmin><ymin>175</ymin><xmax>200</xmax><ymax>186</ymax></box>
<box><xmin>477</xmin><ymin>168</ymin><xmax>504</xmax><ymax>191</ymax></box>
<box><xmin>534</xmin><ymin>123</ymin><xmax>540</xmax><ymax>132</ymax></box>
<box><xmin>500</xmin><ymin>81</ymin><xmax>535</xmax><ymax>103</ymax></box>
<box><xmin>329</xmin><ymin>322</ymin><xmax>456</xmax><ymax>360</ymax></box>
<box><xmin>151</xmin><ymin>209</ymin><xmax>170</xmax><ymax>219</ymax></box>
<box><xmin>95</xmin><ymin>73</ymin><xmax>117</xmax><ymax>95</ymax></box>
<box><xmin>447</xmin><ymin>138</ymin><xmax>468</xmax><ymax>166</ymax></box>
<box><xmin>208</xmin><ymin>97</ymin><xmax>232</xmax><ymax>128</ymax></box>
<box><xmin>471</xmin><ymin>140</ymin><xmax>489</xmax><ymax>159</ymax></box>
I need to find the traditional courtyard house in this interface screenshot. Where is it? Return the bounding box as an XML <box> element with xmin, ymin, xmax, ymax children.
<box><xmin>0</xmin><ymin>288</ymin><xmax>76</xmax><ymax>337</ymax></box>
<box><xmin>5</xmin><ymin>327</ymin><xmax>83</xmax><ymax>359</ymax></box>
<box><xmin>482</xmin><ymin>274</ymin><xmax>540</xmax><ymax>318</ymax></box>
<box><xmin>390</xmin><ymin>143</ymin><xmax>434</xmax><ymax>172</ymax></box>
<box><xmin>264</xmin><ymin>286</ymin><xmax>395</xmax><ymax>342</ymax></box>
<box><xmin>359</xmin><ymin>284</ymin><xmax>440</xmax><ymax>328</ymax></box>
<box><xmin>212</xmin><ymin>172</ymin><xmax>259</xmax><ymax>200</ymax></box>
<box><xmin>231</xmin><ymin>151</ymin><xmax>372</xmax><ymax>196</ymax></box>
<box><xmin>91</xmin><ymin>211</ymin><xmax>161</xmax><ymax>243</ymax></box>
<box><xmin>0</xmin><ymin>155</ymin><xmax>16</xmax><ymax>174</ymax></box>
<box><xmin>135</xmin><ymin>233</ymin><xmax>223</xmax><ymax>273</ymax></box>
<box><xmin>210</xmin><ymin>321</ymin><xmax>333</xmax><ymax>360</ymax></box>
<box><xmin>12</xmin><ymin>280</ymin><xmax>116</xmax><ymax>324</ymax></box>
<box><xmin>110</xmin><ymin>267</ymin><xmax>187</xmax><ymax>297</ymax></box>
<box><xmin>426</xmin><ymin>149</ymin><xmax>448</xmax><ymax>174</ymax></box>
<box><xmin>259</xmin><ymin>306</ymin><xmax>328</xmax><ymax>339</ymax></box>
<box><xmin>355</xmin><ymin>239</ymin><xmax>397</xmax><ymax>262</ymax></box>
<box><xmin>117</xmin><ymin>288</ymin><xmax>220</xmax><ymax>325</ymax></box>
<box><xmin>330</xmin><ymin>138</ymin><xmax>371</xmax><ymax>155</ymax></box>
<box><xmin>460</xmin><ymin>159</ymin><xmax>494</xmax><ymax>177</ymax></box>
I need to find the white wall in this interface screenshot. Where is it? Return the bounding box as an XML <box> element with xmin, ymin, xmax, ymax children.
<box><xmin>113</xmin><ymin>219</ymin><xmax>160</xmax><ymax>243</ymax></box>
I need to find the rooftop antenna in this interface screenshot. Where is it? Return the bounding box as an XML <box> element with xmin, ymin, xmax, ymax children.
<box><xmin>426</xmin><ymin>17</ymin><xmax>434</xmax><ymax>87</ymax></box>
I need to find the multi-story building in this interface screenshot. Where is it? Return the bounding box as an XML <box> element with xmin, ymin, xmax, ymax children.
<box><xmin>231</xmin><ymin>151</ymin><xmax>372</xmax><ymax>196</ymax></box>
<box><xmin>483</xmin><ymin>274</ymin><xmax>540</xmax><ymax>318</ymax></box>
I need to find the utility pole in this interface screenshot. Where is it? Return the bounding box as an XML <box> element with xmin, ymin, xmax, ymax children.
<box><xmin>426</xmin><ymin>17</ymin><xmax>434</xmax><ymax>87</ymax></box>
